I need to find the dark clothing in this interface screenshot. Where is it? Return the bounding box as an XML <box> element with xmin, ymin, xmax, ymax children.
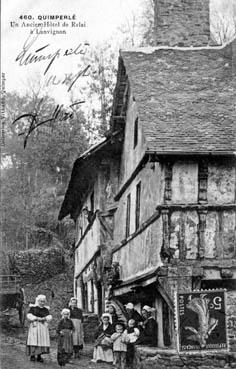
<box><xmin>110</xmin><ymin>313</ymin><xmax>119</xmax><ymax>329</ymax></box>
<box><xmin>94</xmin><ymin>323</ymin><xmax>114</xmax><ymax>347</ymax></box>
<box><xmin>69</xmin><ymin>307</ymin><xmax>84</xmax><ymax>354</ymax></box>
<box><xmin>126</xmin><ymin>327</ymin><xmax>136</xmax><ymax>367</ymax></box>
<box><xmin>114</xmin><ymin>351</ymin><xmax>126</xmax><ymax>369</ymax></box>
<box><xmin>28</xmin><ymin>306</ymin><xmax>50</xmax><ymax>318</ymax></box>
<box><xmin>57</xmin><ymin>318</ymin><xmax>74</xmax><ymax>366</ymax></box>
<box><xmin>93</xmin><ymin>323</ymin><xmax>114</xmax><ymax>363</ymax></box>
<box><xmin>94</xmin><ymin>322</ymin><xmax>114</xmax><ymax>343</ymax></box>
<box><xmin>69</xmin><ymin>307</ymin><xmax>83</xmax><ymax>321</ymax></box>
<box><xmin>126</xmin><ymin>343</ymin><xmax>135</xmax><ymax>368</ymax></box>
<box><xmin>126</xmin><ymin>327</ymin><xmax>136</xmax><ymax>334</ymax></box>
<box><xmin>126</xmin><ymin>309</ymin><xmax>143</xmax><ymax>325</ymax></box>
<box><xmin>135</xmin><ymin>318</ymin><xmax>158</xmax><ymax>346</ymax></box>
<box><xmin>57</xmin><ymin>318</ymin><xmax>74</xmax><ymax>334</ymax></box>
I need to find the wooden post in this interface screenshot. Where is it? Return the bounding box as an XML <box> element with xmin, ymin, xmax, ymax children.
<box><xmin>198</xmin><ymin>160</ymin><xmax>208</xmax><ymax>203</ymax></box>
<box><xmin>164</xmin><ymin>162</ymin><xmax>173</xmax><ymax>203</ymax></box>
<box><xmin>162</xmin><ymin>209</ymin><xmax>170</xmax><ymax>258</ymax></box>
<box><xmin>198</xmin><ymin>210</ymin><xmax>207</xmax><ymax>259</ymax></box>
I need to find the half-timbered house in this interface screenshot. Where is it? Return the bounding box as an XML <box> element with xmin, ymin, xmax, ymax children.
<box><xmin>59</xmin><ymin>0</ymin><xmax>236</xmax><ymax>355</ymax></box>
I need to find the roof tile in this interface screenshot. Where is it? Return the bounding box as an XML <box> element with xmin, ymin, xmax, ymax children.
<box><xmin>121</xmin><ymin>41</ymin><xmax>236</xmax><ymax>153</ymax></box>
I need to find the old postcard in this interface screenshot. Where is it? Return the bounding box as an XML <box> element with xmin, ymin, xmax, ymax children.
<box><xmin>1</xmin><ymin>0</ymin><xmax>236</xmax><ymax>368</ymax></box>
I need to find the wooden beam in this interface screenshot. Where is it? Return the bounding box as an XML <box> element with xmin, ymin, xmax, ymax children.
<box><xmin>156</xmin><ymin>203</ymin><xmax>236</xmax><ymax>211</ymax></box>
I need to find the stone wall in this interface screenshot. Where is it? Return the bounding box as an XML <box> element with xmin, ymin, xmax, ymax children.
<box><xmin>135</xmin><ymin>346</ymin><xmax>236</xmax><ymax>369</ymax></box>
<box><xmin>153</xmin><ymin>0</ymin><xmax>210</xmax><ymax>46</ymax></box>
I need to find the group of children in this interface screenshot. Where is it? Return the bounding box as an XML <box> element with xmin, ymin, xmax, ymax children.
<box><xmin>92</xmin><ymin>309</ymin><xmax>143</xmax><ymax>369</ymax></box>
<box><xmin>110</xmin><ymin>318</ymin><xmax>140</xmax><ymax>369</ymax></box>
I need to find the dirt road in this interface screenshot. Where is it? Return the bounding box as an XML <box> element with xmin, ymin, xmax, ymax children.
<box><xmin>0</xmin><ymin>337</ymin><xmax>112</xmax><ymax>369</ymax></box>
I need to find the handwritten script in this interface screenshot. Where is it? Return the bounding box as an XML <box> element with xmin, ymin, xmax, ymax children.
<box><xmin>12</xmin><ymin>99</ymin><xmax>85</xmax><ymax>148</ymax></box>
<box><xmin>44</xmin><ymin>65</ymin><xmax>91</xmax><ymax>92</ymax></box>
<box><xmin>15</xmin><ymin>30</ymin><xmax>90</xmax><ymax>75</ymax></box>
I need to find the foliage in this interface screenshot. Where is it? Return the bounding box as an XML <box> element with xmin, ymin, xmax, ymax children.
<box><xmin>77</xmin><ymin>42</ymin><xmax>118</xmax><ymax>138</ymax></box>
<box><xmin>139</xmin><ymin>0</ymin><xmax>155</xmax><ymax>46</ymax></box>
<box><xmin>211</xmin><ymin>0</ymin><xmax>236</xmax><ymax>44</ymax></box>
<box><xmin>1</xmin><ymin>90</ymin><xmax>89</xmax><ymax>252</ymax></box>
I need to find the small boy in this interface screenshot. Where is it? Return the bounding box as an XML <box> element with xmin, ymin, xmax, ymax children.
<box><xmin>110</xmin><ymin>322</ymin><xmax>127</xmax><ymax>369</ymax></box>
<box><xmin>123</xmin><ymin>319</ymin><xmax>140</xmax><ymax>368</ymax></box>
<box><xmin>124</xmin><ymin>319</ymin><xmax>140</xmax><ymax>343</ymax></box>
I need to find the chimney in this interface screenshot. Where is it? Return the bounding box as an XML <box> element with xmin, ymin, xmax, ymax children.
<box><xmin>153</xmin><ymin>0</ymin><xmax>210</xmax><ymax>46</ymax></box>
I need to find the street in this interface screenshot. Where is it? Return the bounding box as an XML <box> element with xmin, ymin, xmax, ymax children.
<box><xmin>0</xmin><ymin>337</ymin><xmax>113</xmax><ymax>369</ymax></box>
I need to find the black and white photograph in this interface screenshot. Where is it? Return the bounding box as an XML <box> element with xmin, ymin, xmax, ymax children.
<box><xmin>1</xmin><ymin>0</ymin><xmax>236</xmax><ymax>368</ymax></box>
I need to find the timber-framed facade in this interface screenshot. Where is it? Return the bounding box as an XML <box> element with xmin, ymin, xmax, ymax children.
<box><xmin>59</xmin><ymin>0</ymin><xmax>236</xmax><ymax>354</ymax></box>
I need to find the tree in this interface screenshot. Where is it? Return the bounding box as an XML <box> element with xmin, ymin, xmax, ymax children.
<box><xmin>210</xmin><ymin>0</ymin><xmax>236</xmax><ymax>44</ymax></box>
<box><xmin>117</xmin><ymin>10</ymin><xmax>139</xmax><ymax>47</ymax></box>
<box><xmin>139</xmin><ymin>0</ymin><xmax>155</xmax><ymax>46</ymax></box>
<box><xmin>78</xmin><ymin>42</ymin><xmax>118</xmax><ymax>138</ymax></box>
<box><xmin>1</xmin><ymin>90</ymin><xmax>89</xmax><ymax>251</ymax></box>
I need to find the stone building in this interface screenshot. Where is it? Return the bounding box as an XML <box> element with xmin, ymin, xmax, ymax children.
<box><xmin>59</xmin><ymin>0</ymin><xmax>236</xmax><ymax>365</ymax></box>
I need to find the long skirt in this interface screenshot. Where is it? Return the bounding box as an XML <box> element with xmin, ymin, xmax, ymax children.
<box><xmin>93</xmin><ymin>345</ymin><xmax>113</xmax><ymax>363</ymax></box>
<box><xmin>57</xmin><ymin>330</ymin><xmax>73</xmax><ymax>366</ymax></box>
<box><xmin>26</xmin><ymin>321</ymin><xmax>50</xmax><ymax>356</ymax></box>
<box><xmin>71</xmin><ymin>318</ymin><xmax>83</xmax><ymax>351</ymax></box>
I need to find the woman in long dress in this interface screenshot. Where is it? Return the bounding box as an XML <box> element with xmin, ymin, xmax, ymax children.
<box><xmin>68</xmin><ymin>297</ymin><xmax>84</xmax><ymax>358</ymax></box>
<box><xmin>135</xmin><ymin>305</ymin><xmax>158</xmax><ymax>346</ymax></box>
<box><xmin>26</xmin><ymin>294</ymin><xmax>52</xmax><ymax>362</ymax></box>
<box><xmin>92</xmin><ymin>313</ymin><xmax>114</xmax><ymax>363</ymax></box>
<box><xmin>57</xmin><ymin>309</ymin><xmax>74</xmax><ymax>366</ymax></box>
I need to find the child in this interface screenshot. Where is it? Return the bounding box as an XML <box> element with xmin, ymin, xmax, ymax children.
<box><xmin>57</xmin><ymin>309</ymin><xmax>74</xmax><ymax>367</ymax></box>
<box><xmin>124</xmin><ymin>319</ymin><xmax>140</xmax><ymax>343</ymax></box>
<box><xmin>123</xmin><ymin>319</ymin><xmax>140</xmax><ymax>368</ymax></box>
<box><xmin>110</xmin><ymin>322</ymin><xmax>127</xmax><ymax>369</ymax></box>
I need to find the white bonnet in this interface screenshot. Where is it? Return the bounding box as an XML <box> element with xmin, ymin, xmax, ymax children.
<box><xmin>142</xmin><ymin>305</ymin><xmax>155</xmax><ymax>313</ymax></box>
<box><xmin>61</xmin><ymin>308</ymin><xmax>70</xmax><ymax>316</ymax></box>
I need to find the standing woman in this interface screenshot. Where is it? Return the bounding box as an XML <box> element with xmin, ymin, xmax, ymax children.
<box><xmin>68</xmin><ymin>297</ymin><xmax>84</xmax><ymax>358</ymax></box>
<box><xmin>26</xmin><ymin>294</ymin><xmax>52</xmax><ymax>362</ymax></box>
<box><xmin>135</xmin><ymin>305</ymin><xmax>158</xmax><ymax>347</ymax></box>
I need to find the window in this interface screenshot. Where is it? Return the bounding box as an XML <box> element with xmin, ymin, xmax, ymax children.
<box><xmin>126</xmin><ymin>194</ymin><xmax>131</xmax><ymax>238</ymax></box>
<box><xmin>90</xmin><ymin>191</ymin><xmax>94</xmax><ymax>213</ymax></box>
<box><xmin>90</xmin><ymin>279</ymin><xmax>95</xmax><ymax>312</ymax></box>
<box><xmin>135</xmin><ymin>182</ymin><xmax>141</xmax><ymax>230</ymax></box>
<box><xmin>134</xmin><ymin>117</ymin><xmax>138</xmax><ymax>148</ymax></box>
<box><xmin>83</xmin><ymin>282</ymin><xmax>88</xmax><ymax>312</ymax></box>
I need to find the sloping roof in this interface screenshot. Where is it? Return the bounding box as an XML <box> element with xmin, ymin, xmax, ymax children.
<box><xmin>120</xmin><ymin>40</ymin><xmax>236</xmax><ymax>154</ymax></box>
<box><xmin>58</xmin><ymin>131</ymin><xmax>123</xmax><ymax>221</ymax></box>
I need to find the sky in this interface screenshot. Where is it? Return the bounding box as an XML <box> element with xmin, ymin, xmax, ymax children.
<box><xmin>1</xmin><ymin>0</ymin><xmax>143</xmax><ymax>102</ymax></box>
<box><xmin>1</xmin><ymin>0</ymin><xmax>234</xmax><ymax>103</ymax></box>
